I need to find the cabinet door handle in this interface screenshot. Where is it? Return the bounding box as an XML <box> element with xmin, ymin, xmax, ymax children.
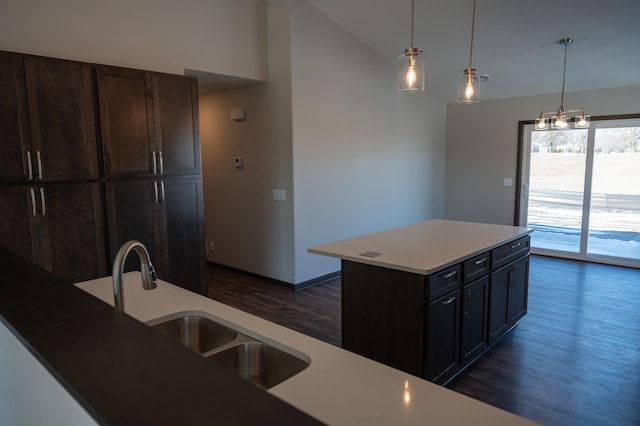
<box><xmin>511</xmin><ymin>242</ymin><xmax>521</xmax><ymax>249</ymax></box>
<box><xmin>159</xmin><ymin>181</ymin><xmax>165</xmax><ymax>203</ymax></box>
<box><xmin>29</xmin><ymin>188</ymin><xmax>37</xmax><ymax>216</ymax></box>
<box><xmin>152</xmin><ymin>151</ymin><xmax>158</xmax><ymax>175</ymax></box>
<box><xmin>475</xmin><ymin>257</ymin><xmax>487</xmax><ymax>265</ymax></box>
<box><xmin>464</xmin><ymin>290</ymin><xmax>471</xmax><ymax>317</ymax></box>
<box><xmin>36</xmin><ymin>150</ymin><xmax>43</xmax><ymax>180</ymax></box>
<box><xmin>443</xmin><ymin>270</ymin><xmax>457</xmax><ymax>279</ymax></box>
<box><xmin>39</xmin><ymin>188</ymin><xmax>46</xmax><ymax>216</ymax></box>
<box><xmin>441</xmin><ymin>296</ymin><xmax>456</xmax><ymax>306</ymax></box>
<box><xmin>26</xmin><ymin>151</ymin><xmax>33</xmax><ymax>180</ymax></box>
<box><xmin>158</xmin><ymin>151</ymin><xmax>164</xmax><ymax>175</ymax></box>
<box><xmin>153</xmin><ymin>181</ymin><xmax>159</xmax><ymax>204</ymax></box>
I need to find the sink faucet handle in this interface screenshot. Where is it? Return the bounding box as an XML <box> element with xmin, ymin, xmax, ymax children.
<box><xmin>142</xmin><ymin>262</ymin><xmax>158</xmax><ymax>290</ymax></box>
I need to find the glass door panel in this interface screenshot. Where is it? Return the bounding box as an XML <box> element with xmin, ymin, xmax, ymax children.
<box><xmin>587</xmin><ymin>126</ymin><xmax>640</xmax><ymax>260</ymax></box>
<box><xmin>527</xmin><ymin>129</ymin><xmax>588</xmax><ymax>253</ymax></box>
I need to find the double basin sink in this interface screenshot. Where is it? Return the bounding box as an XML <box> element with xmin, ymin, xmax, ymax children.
<box><xmin>148</xmin><ymin>313</ymin><xmax>310</xmax><ymax>389</ymax></box>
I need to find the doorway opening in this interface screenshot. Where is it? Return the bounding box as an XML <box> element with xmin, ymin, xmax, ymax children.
<box><xmin>517</xmin><ymin>115</ymin><xmax>640</xmax><ymax>268</ymax></box>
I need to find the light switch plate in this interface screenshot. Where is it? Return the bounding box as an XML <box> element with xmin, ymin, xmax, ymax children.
<box><xmin>273</xmin><ymin>189</ymin><xmax>286</xmax><ymax>201</ymax></box>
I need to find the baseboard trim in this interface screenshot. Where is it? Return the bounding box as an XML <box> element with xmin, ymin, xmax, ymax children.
<box><xmin>207</xmin><ymin>261</ymin><xmax>340</xmax><ymax>291</ymax></box>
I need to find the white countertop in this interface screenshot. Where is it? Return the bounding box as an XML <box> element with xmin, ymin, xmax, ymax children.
<box><xmin>308</xmin><ymin>219</ymin><xmax>533</xmax><ymax>274</ymax></box>
<box><xmin>76</xmin><ymin>273</ymin><xmax>536</xmax><ymax>425</ymax></box>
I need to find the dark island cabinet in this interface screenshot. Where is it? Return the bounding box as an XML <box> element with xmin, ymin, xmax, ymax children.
<box><xmin>426</xmin><ymin>288</ymin><xmax>461</xmax><ymax>383</ymax></box>
<box><xmin>489</xmin><ymin>255</ymin><xmax>529</xmax><ymax>343</ymax></box>
<box><xmin>106</xmin><ymin>177</ymin><xmax>206</xmax><ymax>295</ymax></box>
<box><xmin>341</xmin><ymin>236</ymin><xmax>529</xmax><ymax>385</ymax></box>
<box><xmin>0</xmin><ymin>52</ymin><xmax>99</xmax><ymax>183</ymax></box>
<box><xmin>98</xmin><ymin>66</ymin><xmax>201</xmax><ymax>178</ymax></box>
<box><xmin>0</xmin><ymin>183</ymin><xmax>107</xmax><ymax>282</ymax></box>
<box><xmin>460</xmin><ymin>275</ymin><xmax>489</xmax><ymax>365</ymax></box>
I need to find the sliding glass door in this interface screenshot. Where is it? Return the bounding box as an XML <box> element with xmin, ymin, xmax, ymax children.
<box><xmin>519</xmin><ymin>117</ymin><xmax>640</xmax><ymax>268</ymax></box>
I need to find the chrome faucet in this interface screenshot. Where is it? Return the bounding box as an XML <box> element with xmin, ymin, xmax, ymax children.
<box><xmin>112</xmin><ymin>240</ymin><xmax>158</xmax><ymax>311</ymax></box>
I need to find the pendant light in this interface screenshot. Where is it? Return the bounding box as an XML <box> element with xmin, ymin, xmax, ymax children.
<box><xmin>457</xmin><ymin>0</ymin><xmax>480</xmax><ymax>103</ymax></box>
<box><xmin>398</xmin><ymin>0</ymin><xmax>425</xmax><ymax>92</ymax></box>
<box><xmin>534</xmin><ymin>37</ymin><xmax>589</xmax><ymax>131</ymax></box>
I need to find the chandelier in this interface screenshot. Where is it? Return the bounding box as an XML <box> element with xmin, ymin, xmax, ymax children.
<box><xmin>534</xmin><ymin>37</ymin><xmax>589</xmax><ymax>131</ymax></box>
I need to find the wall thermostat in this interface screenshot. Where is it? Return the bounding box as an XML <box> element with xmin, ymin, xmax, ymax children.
<box><xmin>230</xmin><ymin>108</ymin><xmax>246</xmax><ymax>122</ymax></box>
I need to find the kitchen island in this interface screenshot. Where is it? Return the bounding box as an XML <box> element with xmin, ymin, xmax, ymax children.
<box><xmin>0</xmin><ymin>245</ymin><xmax>536</xmax><ymax>425</ymax></box>
<box><xmin>309</xmin><ymin>219</ymin><xmax>532</xmax><ymax>384</ymax></box>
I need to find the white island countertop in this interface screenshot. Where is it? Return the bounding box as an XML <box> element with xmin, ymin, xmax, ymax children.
<box><xmin>76</xmin><ymin>272</ymin><xmax>537</xmax><ymax>425</ymax></box>
<box><xmin>309</xmin><ymin>219</ymin><xmax>533</xmax><ymax>275</ymax></box>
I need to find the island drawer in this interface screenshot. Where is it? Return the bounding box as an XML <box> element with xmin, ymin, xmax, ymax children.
<box><xmin>463</xmin><ymin>252</ymin><xmax>490</xmax><ymax>283</ymax></box>
<box><xmin>491</xmin><ymin>236</ymin><xmax>530</xmax><ymax>270</ymax></box>
<box><xmin>426</xmin><ymin>265</ymin><xmax>461</xmax><ymax>301</ymax></box>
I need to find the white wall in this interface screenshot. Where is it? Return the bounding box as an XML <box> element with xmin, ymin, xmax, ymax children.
<box><xmin>200</xmin><ymin>0</ymin><xmax>296</xmax><ymax>283</ymax></box>
<box><xmin>289</xmin><ymin>1</ymin><xmax>446</xmax><ymax>282</ymax></box>
<box><xmin>200</xmin><ymin>0</ymin><xmax>446</xmax><ymax>285</ymax></box>
<box><xmin>0</xmin><ymin>322</ymin><xmax>98</xmax><ymax>425</ymax></box>
<box><xmin>0</xmin><ymin>0</ymin><xmax>267</xmax><ymax>80</ymax></box>
<box><xmin>445</xmin><ymin>85</ymin><xmax>640</xmax><ymax>225</ymax></box>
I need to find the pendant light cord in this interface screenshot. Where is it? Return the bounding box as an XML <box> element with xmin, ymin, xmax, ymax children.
<box><xmin>410</xmin><ymin>0</ymin><xmax>415</xmax><ymax>49</ymax></box>
<box><xmin>560</xmin><ymin>41</ymin><xmax>568</xmax><ymax>110</ymax></box>
<box><xmin>468</xmin><ymin>0</ymin><xmax>476</xmax><ymax>69</ymax></box>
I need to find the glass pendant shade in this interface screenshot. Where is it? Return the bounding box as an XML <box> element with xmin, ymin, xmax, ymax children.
<box><xmin>574</xmin><ymin>113</ymin><xmax>590</xmax><ymax>128</ymax></box>
<box><xmin>398</xmin><ymin>48</ymin><xmax>425</xmax><ymax>92</ymax></box>
<box><xmin>457</xmin><ymin>68</ymin><xmax>479</xmax><ymax>103</ymax></box>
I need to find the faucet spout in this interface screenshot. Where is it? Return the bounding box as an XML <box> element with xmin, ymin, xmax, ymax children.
<box><xmin>112</xmin><ymin>240</ymin><xmax>158</xmax><ymax>311</ymax></box>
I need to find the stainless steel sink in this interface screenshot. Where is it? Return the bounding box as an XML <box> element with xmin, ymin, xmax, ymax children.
<box><xmin>151</xmin><ymin>316</ymin><xmax>237</xmax><ymax>354</ymax></box>
<box><xmin>207</xmin><ymin>342</ymin><xmax>309</xmax><ymax>389</ymax></box>
<box><xmin>149</xmin><ymin>313</ymin><xmax>310</xmax><ymax>389</ymax></box>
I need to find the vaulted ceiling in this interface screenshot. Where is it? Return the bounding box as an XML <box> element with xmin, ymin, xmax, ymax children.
<box><xmin>308</xmin><ymin>0</ymin><xmax>640</xmax><ymax>103</ymax></box>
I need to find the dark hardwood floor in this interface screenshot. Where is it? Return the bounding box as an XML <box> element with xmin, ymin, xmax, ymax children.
<box><xmin>207</xmin><ymin>256</ymin><xmax>640</xmax><ymax>426</ymax></box>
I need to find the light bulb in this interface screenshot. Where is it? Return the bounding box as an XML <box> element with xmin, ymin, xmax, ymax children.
<box><xmin>406</xmin><ymin>57</ymin><xmax>417</xmax><ymax>87</ymax></box>
<box><xmin>555</xmin><ymin>117</ymin><xmax>567</xmax><ymax>128</ymax></box>
<box><xmin>464</xmin><ymin>82</ymin><xmax>475</xmax><ymax>99</ymax></box>
<box><xmin>577</xmin><ymin>116</ymin><xmax>587</xmax><ymax>127</ymax></box>
<box><xmin>537</xmin><ymin>119</ymin><xmax>546</xmax><ymax>129</ymax></box>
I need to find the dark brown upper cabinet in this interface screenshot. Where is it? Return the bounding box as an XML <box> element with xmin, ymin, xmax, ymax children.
<box><xmin>0</xmin><ymin>53</ymin><xmax>99</xmax><ymax>183</ymax></box>
<box><xmin>0</xmin><ymin>52</ymin><xmax>31</xmax><ymax>184</ymax></box>
<box><xmin>98</xmin><ymin>66</ymin><xmax>201</xmax><ymax>178</ymax></box>
<box><xmin>152</xmin><ymin>73</ymin><xmax>202</xmax><ymax>176</ymax></box>
<box><xmin>24</xmin><ymin>55</ymin><xmax>99</xmax><ymax>182</ymax></box>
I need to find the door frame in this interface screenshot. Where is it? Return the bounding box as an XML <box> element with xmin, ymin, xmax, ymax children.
<box><xmin>515</xmin><ymin>113</ymin><xmax>640</xmax><ymax>268</ymax></box>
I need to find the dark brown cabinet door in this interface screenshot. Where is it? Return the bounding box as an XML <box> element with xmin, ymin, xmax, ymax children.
<box><xmin>0</xmin><ymin>183</ymin><xmax>106</xmax><ymax>282</ymax></box>
<box><xmin>461</xmin><ymin>276</ymin><xmax>489</xmax><ymax>365</ymax></box>
<box><xmin>106</xmin><ymin>178</ymin><xmax>206</xmax><ymax>295</ymax></box>
<box><xmin>0</xmin><ymin>186</ymin><xmax>42</xmax><ymax>263</ymax></box>
<box><xmin>98</xmin><ymin>66</ymin><xmax>156</xmax><ymax>178</ymax></box>
<box><xmin>24</xmin><ymin>55</ymin><xmax>98</xmax><ymax>181</ymax></box>
<box><xmin>426</xmin><ymin>289</ymin><xmax>460</xmax><ymax>384</ymax></box>
<box><xmin>0</xmin><ymin>52</ymin><xmax>31</xmax><ymax>183</ymax></box>
<box><xmin>161</xmin><ymin>177</ymin><xmax>206</xmax><ymax>294</ymax></box>
<box><xmin>106</xmin><ymin>180</ymin><xmax>160</xmax><ymax>271</ymax></box>
<box><xmin>38</xmin><ymin>183</ymin><xmax>107</xmax><ymax>282</ymax></box>
<box><xmin>152</xmin><ymin>74</ymin><xmax>201</xmax><ymax>176</ymax></box>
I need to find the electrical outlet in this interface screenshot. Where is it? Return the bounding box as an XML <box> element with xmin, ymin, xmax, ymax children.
<box><xmin>273</xmin><ymin>189</ymin><xmax>286</xmax><ymax>201</ymax></box>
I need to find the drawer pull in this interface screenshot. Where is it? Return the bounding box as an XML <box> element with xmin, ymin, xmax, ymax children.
<box><xmin>29</xmin><ymin>188</ymin><xmax>37</xmax><ymax>216</ymax></box>
<box><xmin>152</xmin><ymin>151</ymin><xmax>157</xmax><ymax>175</ymax></box>
<box><xmin>40</xmin><ymin>188</ymin><xmax>46</xmax><ymax>216</ymax></box>
<box><xmin>511</xmin><ymin>242</ymin><xmax>521</xmax><ymax>249</ymax></box>
<box><xmin>474</xmin><ymin>257</ymin><xmax>487</xmax><ymax>265</ymax></box>
<box><xmin>441</xmin><ymin>296</ymin><xmax>456</xmax><ymax>306</ymax></box>
<box><xmin>26</xmin><ymin>151</ymin><xmax>33</xmax><ymax>180</ymax></box>
<box><xmin>442</xmin><ymin>270</ymin><xmax>457</xmax><ymax>279</ymax></box>
<box><xmin>36</xmin><ymin>150</ymin><xmax>43</xmax><ymax>180</ymax></box>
